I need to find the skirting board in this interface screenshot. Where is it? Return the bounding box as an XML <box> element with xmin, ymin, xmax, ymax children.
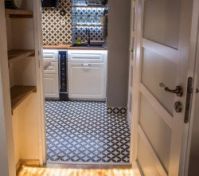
<box><xmin>16</xmin><ymin>159</ymin><xmax>41</xmax><ymax>174</ymax></box>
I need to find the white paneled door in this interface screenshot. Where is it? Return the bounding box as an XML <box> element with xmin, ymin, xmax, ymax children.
<box><xmin>132</xmin><ymin>0</ymin><xmax>195</xmax><ymax>175</ymax></box>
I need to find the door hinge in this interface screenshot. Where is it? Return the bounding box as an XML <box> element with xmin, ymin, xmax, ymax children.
<box><xmin>184</xmin><ymin>77</ymin><xmax>193</xmax><ymax>123</ymax></box>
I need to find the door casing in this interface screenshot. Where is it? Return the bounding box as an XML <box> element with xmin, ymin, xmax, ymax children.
<box><xmin>183</xmin><ymin>0</ymin><xmax>199</xmax><ymax>174</ymax></box>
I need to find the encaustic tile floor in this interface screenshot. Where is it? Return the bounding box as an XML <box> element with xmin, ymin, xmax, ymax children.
<box><xmin>45</xmin><ymin>101</ymin><xmax>131</xmax><ymax>165</ymax></box>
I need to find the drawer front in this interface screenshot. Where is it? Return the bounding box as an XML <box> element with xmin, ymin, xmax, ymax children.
<box><xmin>68</xmin><ymin>50</ymin><xmax>107</xmax><ymax>63</ymax></box>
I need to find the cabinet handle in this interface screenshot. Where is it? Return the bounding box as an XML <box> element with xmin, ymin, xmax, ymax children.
<box><xmin>81</xmin><ymin>63</ymin><xmax>91</xmax><ymax>67</ymax></box>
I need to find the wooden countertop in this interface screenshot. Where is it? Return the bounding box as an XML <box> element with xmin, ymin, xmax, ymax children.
<box><xmin>43</xmin><ymin>44</ymin><xmax>107</xmax><ymax>50</ymax></box>
<box><xmin>43</xmin><ymin>44</ymin><xmax>71</xmax><ymax>49</ymax></box>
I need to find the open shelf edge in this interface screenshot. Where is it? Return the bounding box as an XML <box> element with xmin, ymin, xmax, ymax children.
<box><xmin>5</xmin><ymin>9</ymin><xmax>33</xmax><ymax>18</ymax></box>
<box><xmin>8</xmin><ymin>49</ymin><xmax>35</xmax><ymax>62</ymax></box>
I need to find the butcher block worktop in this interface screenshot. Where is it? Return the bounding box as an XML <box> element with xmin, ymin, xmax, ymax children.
<box><xmin>43</xmin><ymin>44</ymin><xmax>71</xmax><ymax>49</ymax></box>
<box><xmin>43</xmin><ymin>44</ymin><xmax>107</xmax><ymax>50</ymax></box>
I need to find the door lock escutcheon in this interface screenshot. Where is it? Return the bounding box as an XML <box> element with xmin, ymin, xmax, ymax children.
<box><xmin>175</xmin><ymin>101</ymin><xmax>183</xmax><ymax>113</ymax></box>
<box><xmin>159</xmin><ymin>82</ymin><xmax>183</xmax><ymax>97</ymax></box>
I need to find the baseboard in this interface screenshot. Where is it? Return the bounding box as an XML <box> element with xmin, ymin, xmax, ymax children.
<box><xmin>16</xmin><ymin>160</ymin><xmax>22</xmax><ymax>174</ymax></box>
<box><xmin>20</xmin><ymin>159</ymin><xmax>41</xmax><ymax>166</ymax></box>
<box><xmin>16</xmin><ymin>159</ymin><xmax>41</xmax><ymax>174</ymax></box>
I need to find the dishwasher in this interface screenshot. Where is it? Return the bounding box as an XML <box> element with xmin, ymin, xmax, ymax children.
<box><xmin>68</xmin><ymin>50</ymin><xmax>107</xmax><ymax>101</ymax></box>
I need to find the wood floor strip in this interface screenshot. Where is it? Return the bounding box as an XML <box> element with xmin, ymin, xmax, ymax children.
<box><xmin>18</xmin><ymin>166</ymin><xmax>141</xmax><ymax>176</ymax></box>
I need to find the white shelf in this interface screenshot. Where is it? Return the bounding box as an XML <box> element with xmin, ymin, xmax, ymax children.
<box><xmin>11</xmin><ymin>85</ymin><xmax>36</xmax><ymax>110</ymax></box>
<box><xmin>5</xmin><ymin>9</ymin><xmax>33</xmax><ymax>18</ymax></box>
<box><xmin>8</xmin><ymin>50</ymin><xmax>35</xmax><ymax>63</ymax></box>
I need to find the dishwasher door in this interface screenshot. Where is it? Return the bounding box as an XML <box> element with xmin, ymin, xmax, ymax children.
<box><xmin>68</xmin><ymin>62</ymin><xmax>107</xmax><ymax>100</ymax></box>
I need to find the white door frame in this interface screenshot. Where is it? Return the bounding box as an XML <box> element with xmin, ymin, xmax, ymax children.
<box><xmin>0</xmin><ymin>0</ymin><xmax>16</xmax><ymax>175</ymax></box>
<box><xmin>33</xmin><ymin>0</ymin><xmax>47</xmax><ymax>165</ymax></box>
<box><xmin>127</xmin><ymin>0</ymin><xmax>199</xmax><ymax>175</ymax></box>
<box><xmin>183</xmin><ymin>0</ymin><xmax>199</xmax><ymax>174</ymax></box>
<box><xmin>128</xmin><ymin>0</ymin><xmax>143</xmax><ymax>164</ymax></box>
<box><xmin>127</xmin><ymin>0</ymin><xmax>139</xmax><ymax>164</ymax></box>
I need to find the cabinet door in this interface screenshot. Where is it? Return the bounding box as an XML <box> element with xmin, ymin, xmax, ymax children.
<box><xmin>43</xmin><ymin>73</ymin><xmax>59</xmax><ymax>98</ymax></box>
<box><xmin>68</xmin><ymin>63</ymin><xmax>106</xmax><ymax>100</ymax></box>
<box><xmin>43</xmin><ymin>61</ymin><xmax>58</xmax><ymax>74</ymax></box>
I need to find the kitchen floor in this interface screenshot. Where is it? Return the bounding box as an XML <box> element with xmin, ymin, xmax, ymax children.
<box><xmin>45</xmin><ymin>101</ymin><xmax>130</xmax><ymax>165</ymax></box>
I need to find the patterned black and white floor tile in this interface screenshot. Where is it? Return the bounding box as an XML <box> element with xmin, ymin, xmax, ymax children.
<box><xmin>45</xmin><ymin>101</ymin><xmax>130</xmax><ymax>165</ymax></box>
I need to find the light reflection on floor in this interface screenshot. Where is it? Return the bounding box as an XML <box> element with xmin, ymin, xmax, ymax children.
<box><xmin>18</xmin><ymin>166</ymin><xmax>141</xmax><ymax>176</ymax></box>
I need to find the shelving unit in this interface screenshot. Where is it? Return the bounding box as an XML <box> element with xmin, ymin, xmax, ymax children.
<box><xmin>5</xmin><ymin>9</ymin><xmax>33</xmax><ymax>18</ymax></box>
<box><xmin>10</xmin><ymin>85</ymin><xmax>36</xmax><ymax>110</ymax></box>
<box><xmin>5</xmin><ymin>6</ymin><xmax>36</xmax><ymax>111</ymax></box>
<box><xmin>8</xmin><ymin>49</ymin><xmax>35</xmax><ymax>62</ymax></box>
<box><xmin>2</xmin><ymin>0</ymin><xmax>43</xmax><ymax>169</ymax></box>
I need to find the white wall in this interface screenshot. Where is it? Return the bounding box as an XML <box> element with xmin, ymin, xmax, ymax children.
<box><xmin>107</xmin><ymin>0</ymin><xmax>131</xmax><ymax>107</ymax></box>
<box><xmin>12</xmin><ymin>92</ymin><xmax>42</xmax><ymax>165</ymax></box>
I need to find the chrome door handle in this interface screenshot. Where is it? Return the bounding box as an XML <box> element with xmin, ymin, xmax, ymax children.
<box><xmin>159</xmin><ymin>82</ymin><xmax>183</xmax><ymax>97</ymax></box>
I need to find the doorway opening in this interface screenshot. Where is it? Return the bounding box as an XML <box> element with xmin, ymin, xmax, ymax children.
<box><xmin>41</xmin><ymin>0</ymin><xmax>132</xmax><ymax>166</ymax></box>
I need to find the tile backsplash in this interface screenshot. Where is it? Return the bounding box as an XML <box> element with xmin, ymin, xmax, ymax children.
<box><xmin>42</xmin><ymin>0</ymin><xmax>72</xmax><ymax>45</ymax></box>
<box><xmin>72</xmin><ymin>7</ymin><xmax>105</xmax><ymax>43</ymax></box>
<box><xmin>42</xmin><ymin>0</ymin><xmax>106</xmax><ymax>46</ymax></box>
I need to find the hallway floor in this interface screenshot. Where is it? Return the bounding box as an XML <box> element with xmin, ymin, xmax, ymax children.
<box><xmin>18</xmin><ymin>166</ymin><xmax>141</xmax><ymax>176</ymax></box>
<box><xmin>45</xmin><ymin>101</ymin><xmax>130</xmax><ymax>165</ymax></box>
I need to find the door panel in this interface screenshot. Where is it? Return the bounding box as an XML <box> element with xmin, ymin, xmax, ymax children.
<box><xmin>139</xmin><ymin>94</ymin><xmax>171</xmax><ymax>171</ymax></box>
<box><xmin>138</xmin><ymin>136</ymin><xmax>163</xmax><ymax>176</ymax></box>
<box><xmin>143</xmin><ymin>0</ymin><xmax>181</xmax><ymax>49</ymax></box>
<box><xmin>132</xmin><ymin>0</ymin><xmax>193</xmax><ymax>175</ymax></box>
<box><xmin>141</xmin><ymin>47</ymin><xmax>177</xmax><ymax>115</ymax></box>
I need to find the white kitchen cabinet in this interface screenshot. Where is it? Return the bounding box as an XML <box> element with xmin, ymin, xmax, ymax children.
<box><xmin>43</xmin><ymin>50</ymin><xmax>59</xmax><ymax>99</ymax></box>
<box><xmin>68</xmin><ymin>50</ymin><xmax>107</xmax><ymax>100</ymax></box>
<box><xmin>43</xmin><ymin>73</ymin><xmax>59</xmax><ymax>98</ymax></box>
